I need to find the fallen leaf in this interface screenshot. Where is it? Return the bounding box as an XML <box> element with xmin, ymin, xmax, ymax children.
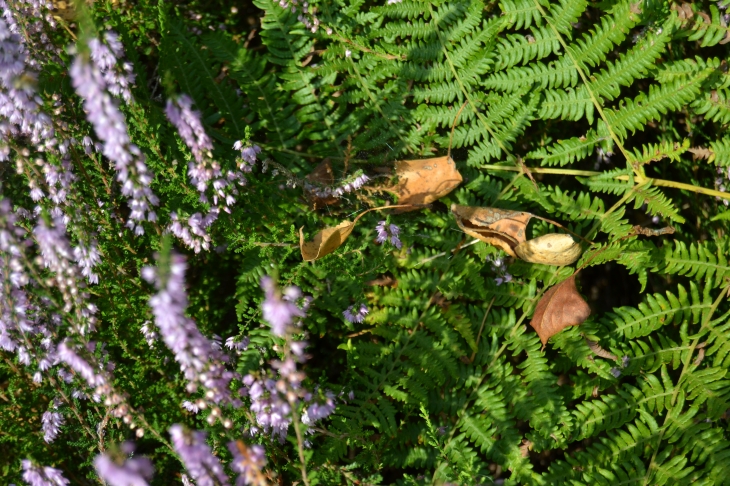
<box><xmin>531</xmin><ymin>274</ymin><xmax>591</xmax><ymax>346</ymax></box>
<box><xmin>393</xmin><ymin>156</ymin><xmax>462</xmax><ymax>211</ymax></box>
<box><xmin>299</xmin><ymin>221</ymin><xmax>356</xmax><ymax>262</ymax></box>
<box><xmin>451</xmin><ymin>204</ymin><xmax>532</xmax><ymax>257</ymax></box>
<box><xmin>584</xmin><ymin>337</ymin><xmax>617</xmax><ymax>360</ymax></box>
<box><xmin>299</xmin><ymin>205</ymin><xmax>412</xmax><ymax>261</ymax></box>
<box><xmin>514</xmin><ymin>233</ymin><xmax>582</xmax><ymax>266</ymax></box>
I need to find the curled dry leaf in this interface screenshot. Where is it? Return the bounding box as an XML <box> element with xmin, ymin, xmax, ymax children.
<box><xmin>299</xmin><ymin>221</ymin><xmax>356</xmax><ymax>262</ymax></box>
<box><xmin>531</xmin><ymin>274</ymin><xmax>591</xmax><ymax>346</ymax></box>
<box><xmin>299</xmin><ymin>205</ymin><xmax>411</xmax><ymax>262</ymax></box>
<box><xmin>393</xmin><ymin>156</ymin><xmax>462</xmax><ymax>211</ymax></box>
<box><xmin>450</xmin><ymin>204</ymin><xmax>532</xmax><ymax>257</ymax></box>
<box><xmin>514</xmin><ymin>233</ymin><xmax>582</xmax><ymax>266</ymax></box>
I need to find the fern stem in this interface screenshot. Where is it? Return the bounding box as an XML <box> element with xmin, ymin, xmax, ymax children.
<box><xmin>426</xmin><ymin>5</ymin><xmax>515</xmax><ymax>162</ymax></box>
<box><xmin>642</xmin><ymin>282</ymin><xmax>730</xmax><ymax>485</ymax></box>
<box><xmin>348</xmin><ymin>58</ymin><xmax>414</xmax><ymax>155</ymax></box>
<box><xmin>621</xmin><ymin>175</ymin><xmax>730</xmax><ymax>200</ymax></box>
<box><xmin>480</xmin><ymin>164</ymin><xmax>730</xmax><ymax>200</ymax></box>
<box><xmin>531</xmin><ymin>0</ymin><xmax>635</xmax><ymax>175</ymax></box>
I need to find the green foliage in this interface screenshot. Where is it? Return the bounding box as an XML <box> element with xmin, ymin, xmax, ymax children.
<box><xmin>3</xmin><ymin>0</ymin><xmax>730</xmax><ymax>484</ymax></box>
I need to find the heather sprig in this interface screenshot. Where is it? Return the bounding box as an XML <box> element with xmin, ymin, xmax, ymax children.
<box><xmin>242</xmin><ymin>276</ymin><xmax>335</xmax><ymax>450</ymax></box>
<box><xmin>71</xmin><ymin>32</ymin><xmax>158</xmax><ymax>236</ymax></box>
<box><xmin>375</xmin><ymin>221</ymin><xmax>402</xmax><ymax>249</ymax></box>
<box><xmin>228</xmin><ymin>441</ymin><xmax>267</xmax><ymax>486</ymax></box>
<box><xmin>143</xmin><ymin>252</ymin><xmax>241</xmax><ymax>417</ymax></box>
<box><xmin>0</xmin><ymin>15</ymin><xmax>55</xmax><ymax>160</ymax></box>
<box><xmin>170</xmin><ymin>425</ymin><xmax>230</xmax><ymax>486</ymax></box>
<box><xmin>21</xmin><ymin>460</ymin><xmax>69</xmax><ymax>486</ymax></box>
<box><xmin>165</xmin><ymin>96</ymin><xmax>252</xmax><ymax>252</ymax></box>
<box><xmin>94</xmin><ymin>442</ymin><xmax>154</xmax><ymax>486</ymax></box>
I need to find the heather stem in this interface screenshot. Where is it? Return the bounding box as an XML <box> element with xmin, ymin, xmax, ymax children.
<box><xmin>288</xmin><ymin>399</ymin><xmax>311</xmax><ymax>486</ymax></box>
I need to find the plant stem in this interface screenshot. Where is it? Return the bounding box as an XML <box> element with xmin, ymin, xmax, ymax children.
<box><xmin>480</xmin><ymin>164</ymin><xmax>730</xmax><ymax>200</ymax></box>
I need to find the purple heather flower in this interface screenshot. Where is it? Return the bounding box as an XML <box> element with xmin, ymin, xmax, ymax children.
<box><xmin>343</xmin><ymin>303</ymin><xmax>368</xmax><ymax>324</ymax></box>
<box><xmin>228</xmin><ymin>441</ymin><xmax>266</xmax><ymax>486</ymax></box>
<box><xmin>73</xmin><ymin>239</ymin><xmax>100</xmax><ymax>284</ymax></box>
<box><xmin>260</xmin><ymin>276</ymin><xmax>305</xmax><ymax>336</ymax></box>
<box><xmin>182</xmin><ymin>400</ymin><xmax>201</xmax><ymax>414</ymax></box>
<box><xmin>238</xmin><ymin>144</ymin><xmax>261</xmax><ymax>167</ymax></box>
<box><xmin>244</xmin><ymin>374</ymin><xmax>292</xmax><ymax>442</ymax></box>
<box><xmin>610</xmin><ymin>367</ymin><xmax>621</xmax><ymax>378</ymax></box>
<box><xmin>495</xmin><ymin>274</ymin><xmax>513</xmax><ymax>286</ymax></box>
<box><xmin>57</xmin><ymin>340</ymin><xmax>103</xmax><ymax>388</ymax></box>
<box><xmin>170</xmin><ymin>425</ymin><xmax>230</xmax><ymax>486</ymax></box>
<box><xmin>302</xmin><ymin>390</ymin><xmax>336</xmax><ymax>424</ymax></box>
<box><xmin>21</xmin><ymin>460</ymin><xmax>69</xmax><ymax>486</ymax></box>
<box><xmin>70</xmin><ymin>35</ymin><xmax>157</xmax><ymax>236</ymax></box>
<box><xmin>88</xmin><ymin>32</ymin><xmax>135</xmax><ymax>103</ymax></box>
<box><xmin>0</xmin><ymin>16</ymin><xmax>56</xmax><ymax>160</ymax></box>
<box><xmin>621</xmin><ymin>356</ymin><xmax>630</xmax><ymax>368</ymax></box>
<box><xmin>41</xmin><ymin>410</ymin><xmax>64</xmax><ymax>443</ymax></box>
<box><xmin>375</xmin><ymin>221</ymin><xmax>402</xmax><ymax>249</ymax></box>
<box><xmin>166</xmin><ymin>95</ymin><xmax>213</xmax><ymax>166</ymax></box>
<box><xmin>144</xmin><ymin>253</ymin><xmax>239</xmax><ymax>408</ymax></box>
<box><xmin>225</xmin><ymin>336</ymin><xmax>250</xmax><ymax>351</ymax></box>
<box><xmin>168</xmin><ymin>211</ymin><xmax>218</xmax><ymax>254</ymax></box>
<box><xmin>94</xmin><ymin>442</ymin><xmax>153</xmax><ymax>486</ymax></box>
<box><xmin>139</xmin><ymin>321</ymin><xmax>158</xmax><ymax>347</ymax></box>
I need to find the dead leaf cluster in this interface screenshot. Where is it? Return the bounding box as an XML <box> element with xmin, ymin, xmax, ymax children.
<box><xmin>450</xmin><ymin>204</ymin><xmax>582</xmax><ymax>266</ymax></box>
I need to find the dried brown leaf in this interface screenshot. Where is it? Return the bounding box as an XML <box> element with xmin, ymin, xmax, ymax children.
<box><xmin>393</xmin><ymin>156</ymin><xmax>462</xmax><ymax>211</ymax></box>
<box><xmin>299</xmin><ymin>205</ymin><xmax>411</xmax><ymax>261</ymax></box>
<box><xmin>299</xmin><ymin>221</ymin><xmax>356</xmax><ymax>262</ymax></box>
<box><xmin>514</xmin><ymin>233</ymin><xmax>582</xmax><ymax>266</ymax></box>
<box><xmin>688</xmin><ymin>146</ymin><xmax>713</xmax><ymax>161</ymax></box>
<box><xmin>451</xmin><ymin>204</ymin><xmax>532</xmax><ymax>257</ymax></box>
<box><xmin>584</xmin><ymin>337</ymin><xmax>617</xmax><ymax>360</ymax></box>
<box><xmin>531</xmin><ymin>274</ymin><xmax>591</xmax><ymax>346</ymax></box>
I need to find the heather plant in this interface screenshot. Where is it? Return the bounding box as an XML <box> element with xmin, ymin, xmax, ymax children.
<box><xmin>1</xmin><ymin>0</ymin><xmax>730</xmax><ymax>484</ymax></box>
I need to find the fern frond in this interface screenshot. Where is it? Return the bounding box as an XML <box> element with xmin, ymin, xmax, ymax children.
<box><xmin>492</xmin><ymin>26</ymin><xmax>559</xmax><ymax>71</ymax></box>
<box><xmin>500</xmin><ymin>0</ymin><xmax>541</xmax><ymax>29</ymax></box>
<box><xmin>567</xmin><ymin>0</ymin><xmax>641</xmax><ymax>68</ymax></box>
<box><xmin>571</xmin><ymin>371</ymin><xmax>672</xmax><ymax>441</ymax></box>
<box><xmin>710</xmin><ymin>138</ymin><xmax>730</xmax><ymax>166</ymax></box>
<box><xmin>683</xmin><ymin>4</ymin><xmax>730</xmax><ymax>47</ymax></box>
<box><xmin>605</xmin><ymin>72</ymin><xmax>711</xmax><ymax>140</ymax></box>
<box><xmin>539</xmin><ymin>86</ymin><xmax>594</xmax><ymax>123</ymax></box>
<box><xmin>691</xmin><ymin>88</ymin><xmax>730</xmax><ymax>124</ymax></box>
<box><xmin>589</xmin><ymin>19</ymin><xmax>673</xmax><ymax>101</ymax></box>
<box><xmin>626</xmin><ymin>139</ymin><xmax>689</xmax><ymax>166</ymax></box>
<box><xmin>606</xmin><ymin>282</ymin><xmax>707</xmax><ymax>340</ymax></box>
<box><xmin>526</xmin><ymin>130</ymin><xmax>603</xmax><ymax>167</ymax></box>
<box><xmin>650</xmin><ymin>239</ymin><xmax>730</xmax><ymax>288</ymax></box>
<box><xmin>682</xmin><ymin>367</ymin><xmax>730</xmax><ymax>420</ymax></box>
<box><xmin>631</xmin><ymin>184</ymin><xmax>684</xmax><ymax>223</ymax></box>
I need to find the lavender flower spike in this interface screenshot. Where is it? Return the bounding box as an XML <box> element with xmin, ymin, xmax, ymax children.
<box><xmin>260</xmin><ymin>276</ymin><xmax>305</xmax><ymax>336</ymax></box>
<box><xmin>21</xmin><ymin>460</ymin><xmax>69</xmax><ymax>486</ymax></box>
<box><xmin>94</xmin><ymin>442</ymin><xmax>154</xmax><ymax>486</ymax></box>
<box><xmin>70</xmin><ymin>34</ymin><xmax>158</xmax><ymax>236</ymax></box>
<box><xmin>41</xmin><ymin>410</ymin><xmax>64</xmax><ymax>443</ymax></box>
<box><xmin>170</xmin><ymin>425</ymin><xmax>230</xmax><ymax>486</ymax></box>
<box><xmin>143</xmin><ymin>253</ymin><xmax>238</xmax><ymax>408</ymax></box>
<box><xmin>166</xmin><ymin>95</ymin><xmax>213</xmax><ymax>166</ymax></box>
